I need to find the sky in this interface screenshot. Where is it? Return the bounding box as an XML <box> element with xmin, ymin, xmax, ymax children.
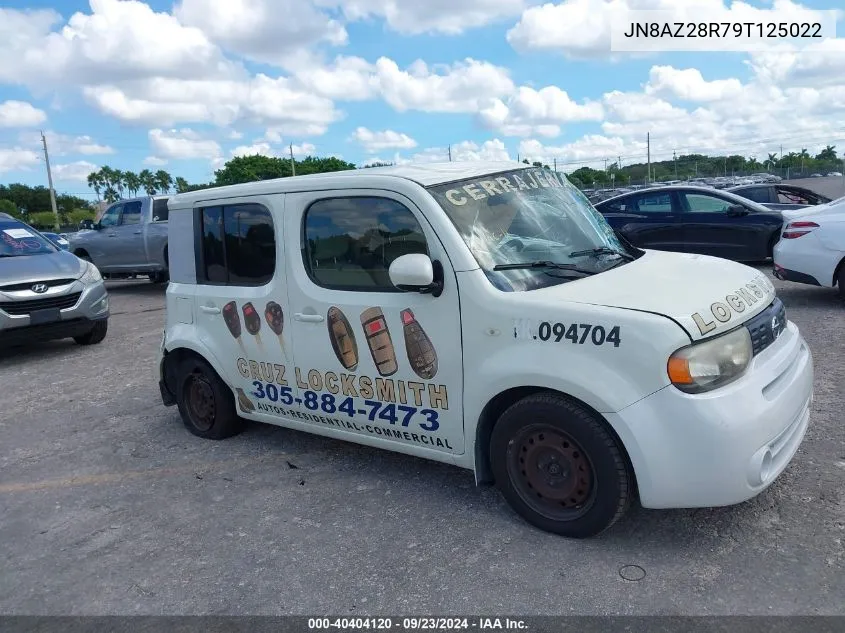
<box><xmin>0</xmin><ymin>0</ymin><xmax>843</xmax><ymax>200</ymax></box>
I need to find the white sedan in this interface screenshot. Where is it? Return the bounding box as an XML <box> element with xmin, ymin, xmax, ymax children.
<box><xmin>773</xmin><ymin>196</ymin><xmax>845</xmax><ymax>298</ymax></box>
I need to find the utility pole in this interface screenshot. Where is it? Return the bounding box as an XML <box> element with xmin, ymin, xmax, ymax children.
<box><xmin>646</xmin><ymin>133</ymin><xmax>651</xmax><ymax>184</ymax></box>
<box><xmin>40</xmin><ymin>131</ymin><xmax>60</xmax><ymax>231</ymax></box>
<box><xmin>289</xmin><ymin>144</ymin><xmax>296</xmax><ymax>176</ymax></box>
<box><xmin>448</xmin><ymin>145</ymin><xmax>452</xmax><ymax>162</ymax></box>
<box><xmin>553</xmin><ymin>158</ymin><xmax>557</xmax><ymax>172</ymax></box>
<box><xmin>673</xmin><ymin>150</ymin><xmax>677</xmax><ymax>179</ymax></box>
<box><xmin>724</xmin><ymin>156</ymin><xmax>727</xmax><ymax>177</ymax></box>
<box><xmin>618</xmin><ymin>155</ymin><xmax>621</xmax><ymax>170</ymax></box>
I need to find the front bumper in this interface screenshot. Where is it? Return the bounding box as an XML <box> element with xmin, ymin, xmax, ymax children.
<box><xmin>0</xmin><ymin>280</ymin><xmax>109</xmax><ymax>345</ymax></box>
<box><xmin>607</xmin><ymin>320</ymin><xmax>813</xmax><ymax>509</ymax></box>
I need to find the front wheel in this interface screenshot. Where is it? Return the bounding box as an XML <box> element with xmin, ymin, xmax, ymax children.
<box><xmin>490</xmin><ymin>392</ymin><xmax>633</xmax><ymax>538</ymax></box>
<box><xmin>175</xmin><ymin>357</ymin><xmax>243</xmax><ymax>440</ymax></box>
<box><xmin>74</xmin><ymin>319</ymin><xmax>108</xmax><ymax>345</ymax></box>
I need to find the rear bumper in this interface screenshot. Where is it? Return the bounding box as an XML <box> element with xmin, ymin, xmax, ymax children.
<box><xmin>773</xmin><ymin>264</ymin><xmax>820</xmax><ymax>286</ymax></box>
<box><xmin>607</xmin><ymin>320</ymin><xmax>813</xmax><ymax>508</ymax></box>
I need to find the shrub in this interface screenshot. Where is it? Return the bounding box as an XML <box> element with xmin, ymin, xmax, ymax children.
<box><xmin>68</xmin><ymin>208</ymin><xmax>96</xmax><ymax>224</ymax></box>
<box><xmin>27</xmin><ymin>211</ymin><xmax>59</xmax><ymax>229</ymax></box>
<box><xmin>0</xmin><ymin>199</ymin><xmax>20</xmax><ymax>219</ymax></box>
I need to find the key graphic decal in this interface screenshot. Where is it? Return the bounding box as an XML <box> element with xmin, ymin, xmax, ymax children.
<box><xmin>222</xmin><ymin>301</ymin><xmax>242</xmax><ymax>339</ymax></box>
<box><xmin>327</xmin><ymin>307</ymin><xmax>359</xmax><ymax>371</ymax></box>
<box><xmin>242</xmin><ymin>302</ymin><xmax>262</xmax><ymax>335</ymax></box>
<box><xmin>235</xmin><ymin>388</ymin><xmax>256</xmax><ymax>413</ymax></box>
<box><xmin>360</xmin><ymin>307</ymin><xmax>398</xmax><ymax>377</ymax></box>
<box><xmin>265</xmin><ymin>301</ymin><xmax>287</xmax><ymax>357</ymax></box>
<box><xmin>400</xmin><ymin>308</ymin><xmax>438</xmax><ymax>379</ymax></box>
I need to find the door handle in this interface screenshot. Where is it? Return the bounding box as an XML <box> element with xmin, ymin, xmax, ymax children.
<box><xmin>133</xmin><ymin>231</ymin><xmax>142</xmax><ymax>234</ymax></box>
<box><xmin>200</xmin><ymin>306</ymin><xmax>221</xmax><ymax>315</ymax></box>
<box><xmin>294</xmin><ymin>313</ymin><xmax>324</xmax><ymax>323</ymax></box>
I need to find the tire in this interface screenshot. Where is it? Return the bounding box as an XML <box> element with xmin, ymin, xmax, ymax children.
<box><xmin>490</xmin><ymin>392</ymin><xmax>633</xmax><ymax>538</ymax></box>
<box><xmin>837</xmin><ymin>263</ymin><xmax>845</xmax><ymax>300</ymax></box>
<box><xmin>175</xmin><ymin>357</ymin><xmax>243</xmax><ymax>440</ymax></box>
<box><xmin>74</xmin><ymin>319</ymin><xmax>108</xmax><ymax>345</ymax></box>
<box><xmin>150</xmin><ymin>271</ymin><xmax>169</xmax><ymax>284</ymax></box>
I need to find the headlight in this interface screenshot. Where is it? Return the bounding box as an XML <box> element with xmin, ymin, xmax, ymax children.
<box><xmin>80</xmin><ymin>262</ymin><xmax>103</xmax><ymax>284</ymax></box>
<box><xmin>667</xmin><ymin>327</ymin><xmax>752</xmax><ymax>394</ymax></box>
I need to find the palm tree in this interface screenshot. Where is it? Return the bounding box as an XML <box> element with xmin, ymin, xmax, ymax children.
<box><xmin>154</xmin><ymin>170</ymin><xmax>173</xmax><ymax>194</ymax></box>
<box><xmin>816</xmin><ymin>145</ymin><xmax>837</xmax><ymax>161</ymax></box>
<box><xmin>98</xmin><ymin>166</ymin><xmax>120</xmax><ymax>203</ymax></box>
<box><xmin>113</xmin><ymin>169</ymin><xmax>125</xmax><ymax>199</ymax></box>
<box><xmin>139</xmin><ymin>169</ymin><xmax>157</xmax><ymax>195</ymax></box>
<box><xmin>767</xmin><ymin>153</ymin><xmax>778</xmax><ymax>168</ymax></box>
<box><xmin>175</xmin><ymin>177</ymin><xmax>189</xmax><ymax>193</ymax></box>
<box><xmin>87</xmin><ymin>171</ymin><xmax>103</xmax><ymax>201</ymax></box>
<box><xmin>123</xmin><ymin>171</ymin><xmax>141</xmax><ymax>197</ymax></box>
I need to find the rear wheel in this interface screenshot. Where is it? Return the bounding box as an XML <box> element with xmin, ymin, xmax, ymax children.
<box><xmin>176</xmin><ymin>357</ymin><xmax>243</xmax><ymax>440</ymax></box>
<box><xmin>74</xmin><ymin>319</ymin><xmax>108</xmax><ymax>345</ymax></box>
<box><xmin>837</xmin><ymin>262</ymin><xmax>845</xmax><ymax>300</ymax></box>
<box><xmin>490</xmin><ymin>392</ymin><xmax>633</xmax><ymax>538</ymax></box>
<box><xmin>150</xmin><ymin>271</ymin><xmax>169</xmax><ymax>284</ymax></box>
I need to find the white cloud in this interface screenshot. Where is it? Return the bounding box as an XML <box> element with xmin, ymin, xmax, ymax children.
<box><xmin>507</xmin><ymin>0</ymin><xmax>840</xmax><ymax>58</ymax></box>
<box><xmin>519</xmin><ymin>136</ymin><xmax>646</xmax><ymax>169</ymax></box>
<box><xmin>149</xmin><ymin>128</ymin><xmax>223</xmax><ymax>161</ymax></box>
<box><xmin>0</xmin><ymin>147</ymin><xmax>41</xmax><ymax>173</ymax></box>
<box><xmin>644</xmin><ymin>66</ymin><xmax>743</xmax><ymax>102</ymax></box>
<box><xmin>0</xmin><ymin>100</ymin><xmax>47</xmax><ymax>127</ymax></box>
<box><xmin>314</xmin><ymin>0</ymin><xmax>526</xmax><ymax>34</ymax></box>
<box><xmin>478</xmin><ymin>86</ymin><xmax>603</xmax><ymax>137</ymax></box>
<box><xmin>0</xmin><ymin>1</ymin><xmax>233</xmax><ymax>87</ymax></box>
<box><xmin>293</xmin><ymin>56</ymin><xmax>380</xmax><ymax>101</ymax></box>
<box><xmin>230</xmin><ymin>142</ymin><xmax>276</xmax><ymax>158</ymax></box>
<box><xmin>747</xmin><ymin>38</ymin><xmax>845</xmax><ymax>88</ymax></box>
<box><xmin>83</xmin><ymin>75</ymin><xmax>340</xmax><ymax>132</ymax></box>
<box><xmin>143</xmin><ymin>156</ymin><xmax>168</xmax><ymax>166</ymax></box>
<box><xmin>25</xmin><ymin>131</ymin><xmax>114</xmax><ymax>156</ymax></box>
<box><xmin>174</xmin><ymin>0</ymin><xmax>346</xmax><ymax>67</ymax></box>
<box><xmin>230</xmin><ymin>140</ymin><xmax>317</xmax><ymax>158</ymax></box>
<box><xmin>394</xmin><ymin>138</ymin><xmax>512</xmax><ymax>164</ymax></box>
<box><xmin>52</xmin><ymin>160</ymin><xmax>99</xmax><ymax>183</ymax></box>
<box><xmin>376</xmin><ymin>58</ymin><xmax>514</xmax><ymax>113</ymax></box>
<box><xmin>351</xmin><ymin>127</ymin><xmax>417</xmax><ymax>152</ymax></box>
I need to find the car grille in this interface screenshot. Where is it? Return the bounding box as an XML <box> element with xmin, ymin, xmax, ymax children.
<box><xmin>745</xmin><ymin>298</ymin><xmax>787</xmax><ymax>356</ymax></box>
<box><xmin>0</xmin><ymin>278</ymin><xmax>77</xmax><ymax>292</ymax></box>
<box><xmin>0</xmin><ymin>292</ymin><xmax>82</xmax><ymax>316</ymax></box>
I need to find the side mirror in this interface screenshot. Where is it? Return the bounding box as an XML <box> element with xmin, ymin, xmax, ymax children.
<box><xmin>388</xmin><ymin>254</ymin><xmax>443</xmax><ymax>297</ymax></box>
<box><xmin>727</xmin><ymin>205</ymin><xmax>749</xmax><ymax>217</ymax></box>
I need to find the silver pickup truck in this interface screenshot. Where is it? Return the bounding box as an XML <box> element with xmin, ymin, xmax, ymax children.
<box><xmin>68</xmin><ymin>196</ymin><xmax>170</xmax><ymax>282</ymax></box>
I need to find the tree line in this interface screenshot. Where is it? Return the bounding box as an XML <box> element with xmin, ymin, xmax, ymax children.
<box><xmin>0</xmin><ymin>185</ymin><xmax>94</xmax><ymax>229</ymax></box>
<box><xmin>570</xmin><ymin>145</ymin><xmax>842</xmax><ymax>188</ymax></box>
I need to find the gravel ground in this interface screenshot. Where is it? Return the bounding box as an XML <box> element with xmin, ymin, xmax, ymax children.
<box><xmin>0</xmin><ymin>269</ymin><xmax>843</xmax><ymax>616</ymax></box>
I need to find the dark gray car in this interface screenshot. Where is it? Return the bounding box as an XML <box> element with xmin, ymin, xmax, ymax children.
<box><xmin>0</xmin><ymin>213</ymin><xmax>109</xmax><ymax>348</ymax></box>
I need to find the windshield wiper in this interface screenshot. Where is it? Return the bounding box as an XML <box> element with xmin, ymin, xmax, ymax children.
<box><xmin>569</xmin><ymin>246</ymin><xmax>633</xmax><ymax>260</ymax></box>
<box><xmin>492</xmin><ymin>260</ymin><xmax>596</xmax><ymax>275</ymax></box>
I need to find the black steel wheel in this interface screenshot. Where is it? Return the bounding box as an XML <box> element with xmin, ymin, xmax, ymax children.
<box><xmin>176</xmin><ymin>357</ymin><xmax>243</xmax><ymax>440</ymax></box>
<box><xmin>490</xmin><ymin>392</ymin><xmax>633</xmax><ymax>538</ymax></box>
<box><xmin>506</xmin><ymin>425</ymin><xmax>597</xmax><ymax>522</ymax></box>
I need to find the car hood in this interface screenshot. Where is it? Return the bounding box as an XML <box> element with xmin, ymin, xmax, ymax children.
<box><xmin>526</xmin><ymin>250</ymin><xmax>776</xmax><ymax>341</ymax></box>
<box><xmin>0</xmin><ymin>250</ymin><xmax>85</xmax><ymax>286</ymax></box>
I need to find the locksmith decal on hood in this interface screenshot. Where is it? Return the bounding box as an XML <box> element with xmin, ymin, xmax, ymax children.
<box><xmin>690</xmin><ymin>273</ymin><xmax>775</xmax><ymax>336</ymax></box>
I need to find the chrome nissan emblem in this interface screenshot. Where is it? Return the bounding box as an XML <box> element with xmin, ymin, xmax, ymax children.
<box><xmin>31</xmin><ymin>283</ymin><xmax>48</xmax><ymax>293</ymax></box>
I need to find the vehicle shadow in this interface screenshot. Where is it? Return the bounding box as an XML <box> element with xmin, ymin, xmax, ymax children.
<box><xmin>208</xmin><ymin>415</ymin><xmax>789</xmax><ymax>550</ymax></box>
<box><xmin>0</xmin><ymin>338</ymin><xmax>82</xmax><ymax>365</ymax></box>
<box><xmin>103</xmin><ymin>280</ymin><xmax>168</xmax><ymax>294</ymax></box>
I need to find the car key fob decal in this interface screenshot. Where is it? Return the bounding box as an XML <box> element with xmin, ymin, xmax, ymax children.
<box><xmin>360</xmin><ymin>307</ymin><xmax>398</xmax><ymax>376</ymax></box>
<box><xmin>242</xmin><ymin>302</ymin><xmax>261</xmax><ymax>336</ymax></box>
<box><xmin>401</xmin><ymin>308</ymin><xmax>438</xmax><ymax>379</ymax></box>
<box><xmin>222</xmin><ymin>301</ymin><xmax>241</xmax><ymax>339</ymax></box>
<box><xmin>327</xmin><ymin>307</ymin><xmax>358</xmax><ymax>371</ymax></box>
<box><xmin>265</xmin><ymin>301</ymin><xmax>284</xmax><ymax>335</ymax></box>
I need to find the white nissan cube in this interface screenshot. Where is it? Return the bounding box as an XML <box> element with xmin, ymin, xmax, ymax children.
<box><xmin>158</xmin><ymin>162</ymin><xmax>813</xmax><ymax>538</ymax></box>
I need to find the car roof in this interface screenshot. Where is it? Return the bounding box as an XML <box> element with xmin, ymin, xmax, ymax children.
<box><xmin>595</xmin><ymin>184</ymin><xmax>774</xmax><ymax>212</ymax></box>
<box><xmin>168</xmin><ymin>161</ymin><xmax>534</xmax><ymax>209</ymax></box>
<box><xmin>0</xmin><ymin>212</ymin><xmax>16</xmax><ymax>220</ymax></box>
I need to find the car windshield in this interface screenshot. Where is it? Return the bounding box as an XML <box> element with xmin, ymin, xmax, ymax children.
<box><xmin>427</xmin><ymin>167</ymin><xmax>633</xmax><ymax>291</ymax></box>
<box><xmin>0</xmin><ymin>220</ymin><xmax>58</xmax><ymax>257</ymax></box>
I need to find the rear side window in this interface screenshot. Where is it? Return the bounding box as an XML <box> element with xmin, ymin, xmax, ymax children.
<box><xmin>196</xmin><ymin>203</ymin><xmax>275</xmax><ymax>286</ymax></box>
<box><xmin>631</xmin><ymin>192</ymin><xmax>672</xmax><ymax>212</ymax></box>
<box><xmin>152</xmin><ymin>198</ymin><xmax>169</xmax><ymax>222</ymax></box>
<box><xmin>302</xmin><ymin>197</ymin><xmax>428</xmax><ymax>291</ymax></box>
<box><xmin>121</xmin><ymin>201</ymin><xmax>142</xmax><ymax>225</ymax></box>
<box><xmin>738</xmin><ymin>187</ymin><xmax>772</xmax><ymax>203</ymax></box>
